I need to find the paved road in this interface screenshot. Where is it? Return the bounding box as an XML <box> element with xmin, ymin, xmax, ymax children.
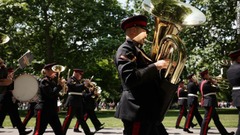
<box><xmin>0</xmin><ymin>127</ymin><xmax>237</xmax><ymax>135</ymax></box>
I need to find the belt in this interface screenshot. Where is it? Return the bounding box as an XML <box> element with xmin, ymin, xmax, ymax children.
<box><xmin>188</xmin><ymin>93</ymin><xmax>198</xmax><ymax>97</ymax></box>
<box><xmin>68</xmin><ymin>92</ymin><xmax>83</xmax><ymax>96</ymax></box>
<box><xmin>233</xmin><ymin>86</ymin><xmax>240</xmax><ymax>91</ymax></box>
<box><xmin>204</xmin><ymin>92</ymin><xmax>216</xmax><ymax>97</ymax></box>
<box><xmin>178</xmin><ymin>97</ymin><xmax>188</xmax><ymax>100</ymax></box>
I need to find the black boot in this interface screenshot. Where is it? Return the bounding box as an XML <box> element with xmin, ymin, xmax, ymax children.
<box><xmin>73</xmin><ymin>128</ymin><xmax>82</xmax><ymax>133</ymax></box>
<box><xmin>175</xmin><ymin>125</ymin><xmax>183</xmax><ymax>129</ymax></box>
<box><xmin>190</xmin><ymin>123</ymin><xmax>197</xmax><ymax>128</ymax></box>
<box><xmin>183</xmin><ymin>128</ymin><xmax>193</xmax><ymax>133</ymax></box>
<box><xmin>226</xmin><ymin>131</ymin><xmax>235</xmax><ymax>135</ymax></box>
<box><xmin>20</xmin><ymin>129</ymin><xmax>32</xmax><ymax>135</ymax></box>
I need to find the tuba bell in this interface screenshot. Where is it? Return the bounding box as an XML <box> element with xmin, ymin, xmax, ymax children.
<box><xmin>142</xmin><ymin>0</ymin><xmax>206</xmax><ymax>84</ymax></box>
<box><xmin>0</xmin><ymin>32</ymin><xmax>10</xmax><ymax>45</ymax></box>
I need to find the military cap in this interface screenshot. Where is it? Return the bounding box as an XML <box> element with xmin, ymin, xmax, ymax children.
<box><xmin>228</xmin><ymin>49</ymin><xmax>240</xmax><ymax>60</ymax></box>
<box><xmin>121</xmin><ymin>15</ymin><xmax>148</xmax><ymax>31</ymax></box>
<box><xmin>187</xmin><ymin>73</ymin><xmax>194</xmax><ymax>79</ymax></box>
<box><xmin>73</xmin><ymin>68</ymin><xmax>84</xmax><ymax>74</ymax></box>
<box><xmin>200</xmin><ymin>69</ymin><xmax>208</xmax><ymax>78</ymax></box>
<box><xmin>43</xmin><ymin>62</ymin><xmax>56</xmax><ymax>70</ymax></box>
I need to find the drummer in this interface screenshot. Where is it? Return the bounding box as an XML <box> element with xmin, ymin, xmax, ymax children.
<box><xmin>0</xmin><ymin>60</ymin><xmax>32</xmax><ymax>135</ymax></box>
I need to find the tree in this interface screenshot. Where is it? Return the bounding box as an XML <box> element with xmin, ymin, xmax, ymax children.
<box><xmin>0</xmin><ymin>0</ymin><xmax>131</xmax><ymax>102</ymax></box>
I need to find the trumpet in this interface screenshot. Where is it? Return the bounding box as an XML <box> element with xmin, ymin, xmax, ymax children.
<box><xmin>0</xmin><ymin>32</ymin><xmax>10</xmax><ymax>45</ymax></box>
<box><xmin>51</xmin><ymin>65</ymin><xmax>68</xmax><ymax>96</ymax></box>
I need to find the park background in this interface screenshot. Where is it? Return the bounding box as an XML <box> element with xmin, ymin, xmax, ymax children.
<box><xmin>0</xmin><ymin>0</ymin><xmax>239</xmax><ymax>129</ymax></box>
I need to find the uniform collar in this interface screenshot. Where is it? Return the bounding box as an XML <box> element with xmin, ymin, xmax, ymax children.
<box><xmin>126</xmin><ymin>38</ymin><xmax>142</xmax><ymax>48</ymax></box>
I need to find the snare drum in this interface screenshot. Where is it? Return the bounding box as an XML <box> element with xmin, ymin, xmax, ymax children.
<box><xmin>12</xmin><ymin>74</ymin><xmax>39</xmax><ymax>102</ymax></box>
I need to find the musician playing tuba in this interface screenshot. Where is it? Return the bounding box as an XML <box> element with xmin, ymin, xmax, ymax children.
<box><xmin>114</xmin><ymin>15</ymin><xmax>172</xmax><ymax>135</ymax></box>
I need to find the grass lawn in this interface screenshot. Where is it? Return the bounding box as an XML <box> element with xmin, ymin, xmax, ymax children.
<box><xmin>2</xmin><ymin>108</ymin><xmax>238</xmax><ymax>128</ymax></box>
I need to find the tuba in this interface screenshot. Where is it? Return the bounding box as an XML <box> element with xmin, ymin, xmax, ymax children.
<box><xmin>142</xmin><ymin>0</ymin><xmax>206</xmax><ymax>84</ymax></box>
<box><xmin>142</xmin><ymin>0</ymin><xmax>206</xmax><ymax>122</ymax></box>
<box><xmin>52</xmin><ymin>65</ymin><xmax>68</xmax><ymax>96</ymax></box>
<box><xmin>0</xmin><ymin>32</ymin><xmax>10</xmax><ymax>45</ymax></box>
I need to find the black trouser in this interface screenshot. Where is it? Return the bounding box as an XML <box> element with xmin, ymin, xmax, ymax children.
<box><xmin>184</xmin><ymin>104</ymin><xmax>203</xmax><ymax>129</ymax></box>
<box><xmin>122</xmin><ymin>119</ymin><xmax>168</xmax><ymax>135</ymax></box>
<box><xmin>200</xmin><ymin>106</ymin><xmax>228</xmax><ymax>135</ymax></box>
<box><xmin>0</xmin><ymin>100</ymin><xmax>25</xmax><ymax>133</ymax></box>
<box><xmin>74</xmin><ymin>108</ymin><xmax>102</xmax><ymax>130</ymax></box>
<box><xmin>62</xmin><ymin>106</ymin><xmax>91</xmax><ymax>135</ymax></box>
<box><xmin>22</xmin><ymin>107</ymin><xmax>35</xmax><ymax>127</ymax></box>
<box><xmin>33</xmin><ymin>108</ymin><xmax>63</xmax><ymax>135</ymax></box>
<box><xmin>176</xmin><ymin>105</ymin><xmax>187</xmax><ymax>127</ymax></box>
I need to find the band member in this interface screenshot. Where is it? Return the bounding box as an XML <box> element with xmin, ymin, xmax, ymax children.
<box><xmin>175</xmin><ymin>80</ymin><xmax>196</xmax><ymax>129</ymax></box>
<box><xmin>0</xmin><ymin>67</ymin><xmax>18</xmax><ymax>129</ymax></box>
<box><xmin>62</xmin><ymin>68</ymin><xmax>94</xmax><ymax>135</ymax></box>
<box><xmin>74</xmin><ymin>83</ymin><xmax>104</xmax><ymax>132</ymax></box>
<box><xmin>0</xmin><ymin>61</ymin><xmax>32</xmax><ymax>135</ymax></box>
<box><xmin>199</xmin><ymin>69</ymin><xmax>234</xmax><ymax>135</ymax></box>
<box><xmin>114</xmin><ymin>15</ymin><xmax>173</xmax><ymax>135</ymax></box>
<box><xmin>227</xmin><ymin>48</ymin><xmax>240</xmax><ymax>135</ymax></box>
<box><xmin>33</xmin><ymin>63</ymin><xmax>64</xmax><ymax>135</ymax></box>
<box><xmin>183</xmin><ymin>73</ymin><xmax>202</xmax><ymax>133</ymax></box>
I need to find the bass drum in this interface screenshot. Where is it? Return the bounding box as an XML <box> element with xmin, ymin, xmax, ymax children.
<box><xmin>12</xmin><ymin>74</ymin><xmax>39</xmax><ymax>102</ymax></box>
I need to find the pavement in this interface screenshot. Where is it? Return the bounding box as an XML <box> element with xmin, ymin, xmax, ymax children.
<box><xmin>0</xmin><ymin>127</ymin><xmax>237</xmax><ymax>135</ymax></box>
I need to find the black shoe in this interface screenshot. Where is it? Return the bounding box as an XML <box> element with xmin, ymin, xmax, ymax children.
<box><xmin>226</xmin><ymin>131</ymin><xmax>235</xmax><ymax>135</ymax></box>
<box><xmin>190</xmin><ymin>123</ymin><xmax>197</xmax><ymax>128</ymax></box>
<box><xmin>96</xmin><ymin>126</ymin><xmax>104</xmax><ymax>131</ymax></box>
<box><xmin>20</xmin><ymin>129</ymin><xmax>32</xmax><ymax>135</ymax></box>
<box><xmin>207</xmin><ymin>127</ymin><xmax>211</xmax><ymax>131</ymax></box>
<box><xmin>73</xmin><ymin>128</ymin><xmax>82</xmax><ymax>133</ymax></box>
<box><xmin>100</xmin><ymin>123</ymin><xmax>105</xmax><ymax>126</ymax></box>
<box><xmin>0</xmin><ymin>126</ymin><xmax>4</xmax><ymax>128</ymax></box>
<box><xmin>86</xmin><ymin>132</ymin><xmax>95</xmax><ymax>135</ymax></box>
<box><xmin>183</xmin><ymin>128</ymin><xmax>193</xmax><ymax>133</ymax></box>
<box><xmin>175</xmin><ymin>125</ymin><xmax>183</xmax><ymax>129</ymax></box>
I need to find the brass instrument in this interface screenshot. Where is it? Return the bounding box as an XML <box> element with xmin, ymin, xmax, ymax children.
<box><xmin>0</xmin><ymin>32</ymin><xmax>10</xmax><ymax>45</ymax></box>
<box><xmin>51</xmin><ymin>65</ymin><xmax>68</xmax><ymax>96</ymax></box>
<box><xmin>142</xmin><ymin>0</ymin><xmax>206</xmax><ymax>84</ymax></box>
<box><xmin>142</xmin><ymin>0</ymin><xmax>206</xmax><ymax>122</ymax></box>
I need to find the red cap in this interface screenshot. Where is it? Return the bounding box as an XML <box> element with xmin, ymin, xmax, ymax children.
<box><xmin>121</xmin><ymin>15</ymin><xmax>147</xmax><ymax>31</ymax></box>
<box><xmin>187</xmin><ymin>73</ymin><xmax>194</xmax><ymax>79</ymax></box>
<box><xmin>43</xmin><ymin>62</ymin><xmax>56</xmax><ymax>70</ymax></box>
<box><xmin>200</xmin><ymin>69</ymin><xmax>208</xmax><ymax>78</ymax></box>
<box><xmin>73</xmin><ymin>68</ymin><xmax>84</xmax><ymax>74</ymax></box>
<box><xmin>229</xmin><ymin>49</ymin><xmax>240</xmax><ymax>60</ymax></box>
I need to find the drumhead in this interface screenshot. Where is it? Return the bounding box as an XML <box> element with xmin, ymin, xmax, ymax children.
<box><xmin>13</xmin><ymin>74</ymin><xmax>39</xmax><ymax>102</ymax></box>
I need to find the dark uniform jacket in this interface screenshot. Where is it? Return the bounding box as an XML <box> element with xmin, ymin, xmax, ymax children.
<box><xmin>0</xmin><ymin>66</ymin><xmax>8</xmax><ymax>103</ymax></box>
<box><xmin>83</xmin><ymin>90</ymin><xmax>96</xmax><ymax>111</ymax></box>
<box><xmin>199</xmin><ymin>80</ymin><xmax>219</xmax><ymax>107</ymax></box>
<box><xmin>114</xmin><ymin>39</ymin><xmax>177</xmax><ymax>122</ymax></box>
<box><xmin>177</xmin><ymin>86</ymin><xmax>188</xmax><ymax>106</ymax></box>
<box><xmin>187</xmin><ymin>81</ymin><xmax>200</xmax><ymax>106</ymax></box>
<box><xmin>36</xmin><ymin>76</ymin><xmax>62</xmax><ymax>110</ymax></box>
<box><xmin>227</xmin><ymin>61</ymin><xmax>240</xmax><ymax>107</ymax></box>
<box><xmin>64</xmin><ymin>76</ymin><xmax>85</xmax><ymax>107</ymax></box>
